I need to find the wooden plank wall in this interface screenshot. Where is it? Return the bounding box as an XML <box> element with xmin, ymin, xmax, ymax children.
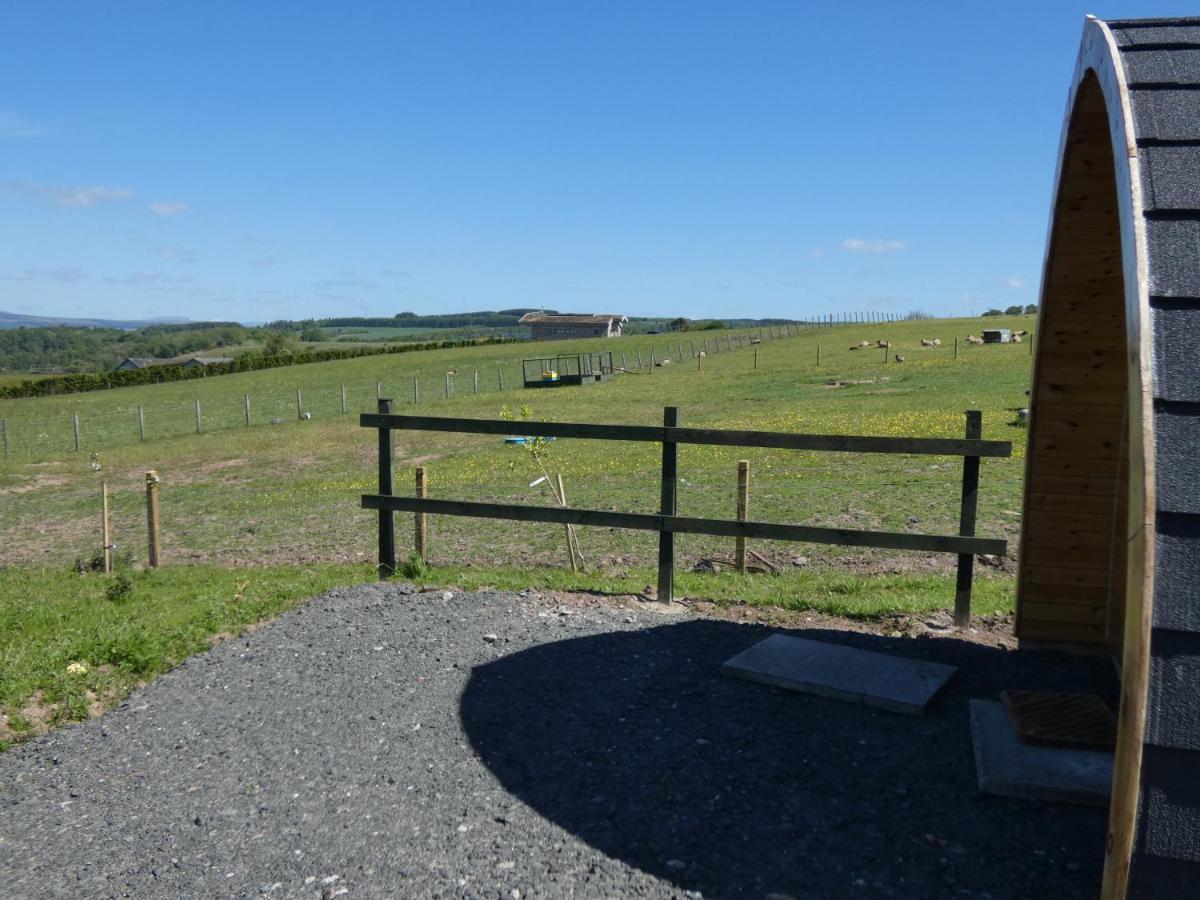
<box><xmin>1016</xmin><ymin>75</ymin><xmax>1129</xmax><ymax>648</ymax></box>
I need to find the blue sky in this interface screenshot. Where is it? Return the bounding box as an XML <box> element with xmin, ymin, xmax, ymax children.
<box><xmin>1</xmin><ymin>2</ymin><xmax>1194</xmax><ymax>324</ymax></box>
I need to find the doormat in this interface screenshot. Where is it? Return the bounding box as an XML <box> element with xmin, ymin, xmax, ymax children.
<box><xmin>1000</xmin><ymin>690</ymin><xmax>1117</xmax><ymax>751</ymax></box>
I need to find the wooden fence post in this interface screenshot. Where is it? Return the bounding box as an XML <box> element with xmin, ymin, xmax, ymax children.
<box><xmin>340</xmin><ymin>384</ymin><xmax>347</xmax><ymax>414</ymax></box>
<box><xmin>444</xmin><ymin>372</ymin><xmax>451</xmax><ymax>399</ymax></box>
<box><xmin>954</xmin><ymin>337</ymin><xmax>959</xmax><ymax>360</ymax></box>
<box><xmin>498</xmin><ymin>367</ymin><xmax>504</xmax><ymax>390</ymax></box>
<box><xmin>2</xmin><ymin>418</ymin><xmax>8</xmax><ymax>458</ymax></box>
<box><xmin>194</xmin><ymin>400</ymin><xmax>202</xmax><ymax>433</ymax></box>
<box><xmin>636</xmin><ymin>350</ymin><xmax>643</xmax><ymax>369</ymax></box>
<box><xmin>101</xmin><ymin>480</ymin><xmax>112</xmax><ymax>573</ymax></box>
<box><xmin>657</xmin><ymin>406</ymin><xmax>679</xmax><ymax>603</ymax></box>
<box><xmin>736</xmin><ymin>460</ymin><xmax>750</xmax><ymax>573</ymax></box>
<box><xmin>650</xmin><ymin>349</ymin><xmax>655</xmax><ymax>371</ymax></box>
<box><xmin>73</xmin><ymin>413</ymin><xmax>80</xmax><ymax>451</ymax></box>
<box><xmin>138</xmin><ymin>406</ymin><xmax>145</xmax><ymax>440</ymax></box>
<box><xmin>296</xmin><ymin>388</ymin><xmax>303</xmax><ymax>420</ymax></box>
<box><xmin>474</xmin><ymin>370</ymin><xmax>479</xmax><ymax>394</ymax></box>
<box><xmin>816</xmin><ymin>343</ymin><xmax>821</xmax><ymax>366</ymax></box>
<box><xmin>376</xmin><ymin>381</ymin><xmax>382</xmax><ymax>400</ymax></box>
<box><xmin>415</xmin><ymin>464</ymin><xmax>428</xmax><ymax>562</ymax></box>
<box><xmin>690</xmin><ymin>340</ymin><xmax>696</xmax><ymax>357</ymax></box>
<box><xmin>244</xmin><ymin>394</ymin><xmax>251</xmax><ymax>426</ymax></box>
<box><xmin>754</xmin><ymin>348</ymin><xmax>758</xmax><ymax>369</ymax></box>
<box><xmin>954</xmin><ymin>410</ymin><xmax>983</xmax><ymax>626</ymax></box>
<box><xmin>622</xmin><ymin>352</ymin><xmax>628</xmax><ymax>370</ymax></box>
<box><xmin>145</xmin><ymin>471</ymin><xmax>161</xmax><ymax>568</ymax></box>
<box><xmin>413</xmin><ymin>376</ymin><xmax>419</xmax><ymax>405</ymax></box>
<box><xmin>377</xmin><ymin>399</ymin><xmax>396</xmax><ymax>579</ymax></box>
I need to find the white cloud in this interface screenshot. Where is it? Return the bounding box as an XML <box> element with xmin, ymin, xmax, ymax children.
<box><xmin>840</xmin><ymin>237</ymin><xmax>907</xmax><ymax>254</ymax></box>
<box><xmin>150</xmin><ymin>201</ymin><xmax>188</xmax><ymax>216</ymax></box>
<box><xmin>153</xmin><ymin>246</ymin><xmax>197</xmax><ymax>262</ymax></box>
<box><xmin>10</xmin><ymin>182</ymin><xmax>134</xmax><ymax>208</ymax></box>
<box><xmin>0</xmin><ymin>112</ymin><xmax>45</xmax><ymax>139</ymax></box>
<box><xmin>313</xmin><ymin>276</ymin><xmax>379</xmax><ymax>290</ymax></box>
<box><xmin>105</xmin><ymin>272</ymin><xmax>193</xmax><ymax>286</ymax></box>
<box><xmin>1005</xmin><ymin>275</ymin><xmax>1026</xmax><ymax>289</ymax></box>
<box><xmin>0</xmin><ymin>266</ymin><xmax>87</xmax><ymax>283</ymax></box>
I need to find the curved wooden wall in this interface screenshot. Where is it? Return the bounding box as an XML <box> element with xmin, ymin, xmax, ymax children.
<box><xmin>1016</xmin><ymin>15</ymin><xmax>1200</xmax><ymax>898</ymax></box>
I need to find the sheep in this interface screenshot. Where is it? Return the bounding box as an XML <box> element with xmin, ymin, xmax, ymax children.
<box><xmin>856</xmin><ymin>340</ymin><xmax>870</xmax><ymax>348</ymax></box>
<box><xmin>966</xmin><ymin>334</ymin><xmax>984</xmax><ymax>345</ymax></box>
<box><xmin>931</xmin><ymin>338</ymin><xmax>942</xmax><ymax>346</ymax></box>
<box><xmin>920</xmin><ymin>338</ymin><xmax>935</xmax><ymax>348</ymax></box>
<box><xmin>894</xmin><ymin>354</ymin><xmax>905</xmax><ymax>363</ymax></box>
<box><xmin>1011</xmin><ymin>333</ymin><xmax>1023</xmax><ymax>343</ymax></box>
<box><xmin>876</xmin><ymin>340</ymin><xmax>891</xmax><ymax>349</ymax></box>
<box><xmin>1014</xmin><ymin>330</ymin><xmax>1029</xmax><ymax>337</ymax></box>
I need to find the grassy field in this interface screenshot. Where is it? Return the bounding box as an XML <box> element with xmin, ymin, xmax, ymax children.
<box><xmin>0</xmin><ymin>314</ymin><xmax>1034</xmax><ymax>739</ymax></box>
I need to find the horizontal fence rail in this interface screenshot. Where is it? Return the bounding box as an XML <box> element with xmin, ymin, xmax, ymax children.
<box><xmin>361</xmin><ymin>403</ymin><xmax>1012</xmax><ymax>625</ymax></box>
<box><xmin>361</xmin><ymin>495</ymin><xmax>1008</xmax><ymax>556</ymax></box>
<box><xmin>359</xmin><ymin>413</ymin><xmax>1013</xmax><ymax>458</ymax></box>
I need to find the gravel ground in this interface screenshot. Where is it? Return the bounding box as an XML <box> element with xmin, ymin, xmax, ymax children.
<box><xmin>0</xmin><ymin>583</ymin><xmax>1113</xmax><ymax>899</ymax></box>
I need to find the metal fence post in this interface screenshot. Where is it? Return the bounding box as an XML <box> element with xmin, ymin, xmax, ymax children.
<box><xmin>378</xmin><ymin>399</ymin><xmax>396</xmax><ymax>579</ymax></box>
<box><xmin>145</xmin><ymin>471</ymin><xmax>161</xmax><ymax>568</ymax></box>
<box><xmin>954</xmin><ymin>410</ymin><xmax>983</xmax><ymax>626</ymax></box>
<box><xmin>736</xmin><ymin>460</ymin><xmax>750</xmax><ymax>573</ymax></box>
<box><xmin>657</xmin><ymin>406</ymin><xmax>679</xmax><ymax>603</ymax></box>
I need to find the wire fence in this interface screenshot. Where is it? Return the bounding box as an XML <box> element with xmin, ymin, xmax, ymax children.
<box><xmin>0</xmin><ymin>323</ymin><xmax>832</xmax><ymax>463</ymax></box>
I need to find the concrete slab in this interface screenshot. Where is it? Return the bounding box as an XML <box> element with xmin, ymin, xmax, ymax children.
<box><xmin>719</xmin><ymin>634</ymin><xmax>957</xmax><ymax>715</ymax></box>
<box><xmin>970</xmin><ymin>699</ymin><xmax>1113</xmax><ymax>807</ymax></box>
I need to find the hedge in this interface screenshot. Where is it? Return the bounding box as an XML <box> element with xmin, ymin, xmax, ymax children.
<box><xmin>0</xmin><ymin>336</ymin><xmax>522</xmax><ymax>399</ymax></box>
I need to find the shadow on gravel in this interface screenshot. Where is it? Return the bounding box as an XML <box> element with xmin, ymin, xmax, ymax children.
<box><xmin>461</xmin><ymin>618</ymin><xmax>1115</xmax><ymax>899</ymax></box>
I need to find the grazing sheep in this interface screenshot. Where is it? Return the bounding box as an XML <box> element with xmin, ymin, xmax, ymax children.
<box><xmin>966</xmin><ymin>334</ymin><xmax>984</xmax><ymax>345</ymax></box>
<box><xmin>894</xmin><ymin>354</ymin><xmax>905</xmax><ymax>363</ymax></box>
<box><xmin>931</xmin><ymin>338</ymin><xmax>942</xmax><ymax>346</ymax></box>
<box><xmin>920</xmin><ymin>338</ymin><xmax>935</xmax><ymax>347</ymax></box>
<box><xmin>877</xmin><ymin>340</ymin><xmax>891</xmax><ymax>349</ymax></box>
<box><xmin>856</xmin><ymin>340</ymin><xmax>870</xmax><ymax>348</ymax></box>
<box><xmin>1011</xmin><ymin>333</ymin><xmax>1023</xmax><ymax>343</ymax></box>
<box><xmin>1014</xmin><ymin>330</ymin><xmax>1029</xmax><ymax>337</ymax></box>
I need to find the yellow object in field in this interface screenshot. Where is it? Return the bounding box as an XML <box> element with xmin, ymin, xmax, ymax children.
<box><xmin>541</xmin><ymin>370</ymin><xmax>559</xmax><ymax>380</ymax></box>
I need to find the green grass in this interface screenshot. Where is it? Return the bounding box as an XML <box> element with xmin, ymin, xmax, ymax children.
<box><xmin>0</xmin><ymin>562</ymin><xmax>373</xmax><ymax>746</ymax></box>
<box><xmin>0</xmin><ymin>314</ymin><xmax>1034</xmax><ymax>741</ymax></box>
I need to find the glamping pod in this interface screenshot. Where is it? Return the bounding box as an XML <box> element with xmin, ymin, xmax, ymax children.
<box><xmin>1016</xmin><ymin>16</ymin><xmax>1200</xmax><ymax>897</ymax></box>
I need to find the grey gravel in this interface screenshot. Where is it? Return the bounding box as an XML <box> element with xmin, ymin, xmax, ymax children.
<box><xmin>0</xmin><ymin>583</ymin><xmax>1111</xmax><ymax>898</ymax></box>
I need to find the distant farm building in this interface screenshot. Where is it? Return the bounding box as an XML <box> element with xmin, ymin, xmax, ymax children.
<box><xmin>183</xmin><ymin>357</ymin><xmax>234</xmax><ymax>368</ymax></box>
<box><xmin>519</xmin><ymin>313</ymin><xmax>627</xmax><ymax>341</ymax></box>
<box><xmin>115</xmin><ymin>357</ymin><xmax>156</xmax><ymax>370</ymax></box>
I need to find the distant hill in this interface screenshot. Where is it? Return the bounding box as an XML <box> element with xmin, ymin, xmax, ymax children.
<box><xmin>0</xmin><ymin>310</ymin><xmax>190</xmax><ymax>330</ymax></box>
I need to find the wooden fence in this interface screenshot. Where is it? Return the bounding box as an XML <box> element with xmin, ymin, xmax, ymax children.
<box><xmin>361</xmin><ymin>403</ymin><xmax>1011</xmax><ymax>624</ymax></box>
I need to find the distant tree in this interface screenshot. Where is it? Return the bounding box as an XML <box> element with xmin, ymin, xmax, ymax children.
<box><xmin>1024</xmin><ymin>303</ymin><xmax>1038</xmax><ymax>315</ymax></box>
<box><xmin>261</xmin><ymin>330</ymin><xmax>298</xmax><ymax>356</ymax></box>
<box><xmin>1004</xmin><ymin>305</ymin><xmax>1023</xmax><ymax>316</ymax></box>
<box><xmin>699</xmin><ymin>320</ymin><xmax>726</xmax><ymax>330</ymax></box>
<box><xmin>668</xmin><ymin>317</ymin><xmax>690</xmax><ymax>332</ymax></box>
<box><xmin>981</xmin><ymin>308</ymin><xmax>1003</xmax><ymax>317</ymax></box>
<box><xmin>299</xmin><ymin>320</ymin><xmax>323</xmax><ymax>342</ymax></box>
<box><xmin>905</xmin><ymin>310</ymin><xmax>934</xmax><ymax>320</ymax></box>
